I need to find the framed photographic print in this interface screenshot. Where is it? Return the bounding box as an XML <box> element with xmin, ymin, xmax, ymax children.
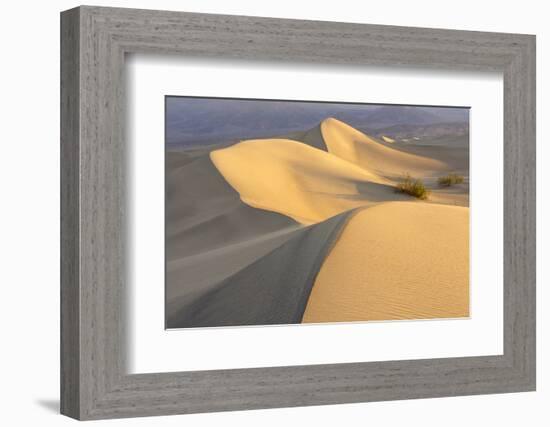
<box><xmin>60</xmin><ymin>6</ymin><xmax>536</xmax><ymax>420</ymax></box>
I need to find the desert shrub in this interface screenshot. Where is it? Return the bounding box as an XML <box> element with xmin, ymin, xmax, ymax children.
<box><xmin>438</xmin><ymin>173</ymin><xmax>465</xmax><ymax>187</ymax></box>
<box><xmin>395</xmin><ymin>174</ymin><xmax>429</xmax><ymax>200</ymax></box>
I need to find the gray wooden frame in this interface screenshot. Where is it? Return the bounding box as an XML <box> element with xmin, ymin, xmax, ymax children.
<box><xmin>60</xmin><ymin>5</ymin><xmax>536</xmax><ymax>420</ymax></box>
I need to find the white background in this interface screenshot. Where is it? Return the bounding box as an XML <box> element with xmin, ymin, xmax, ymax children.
<box><xmin>0</xmin><ymin>0</ymin><xmax>547</xmax><ymax>426</ymax></box>
<box><xmin>129</xmin><ymin>57</ymin><xmax>503</xmax><ymax>373</ymax></box>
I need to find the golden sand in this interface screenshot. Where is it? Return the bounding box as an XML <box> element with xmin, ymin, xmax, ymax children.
<box><xmin>210</xmin><ymin>138</ymin><xmax>395</xmax><ymax>225</ymax></box>
<box><xmin>209</xmin><ymin>118</ymin><xmax>469</xmax><ymax>323</ymax></box>
<box><xmin>302</xmin><ymin>202</ymin><xmax>469</xmax><ymax>322</ymax></box>
<box><xmin>320</xmin><ymin>118</ymin><xmax>447</xmax><ymax>177</ymax></box>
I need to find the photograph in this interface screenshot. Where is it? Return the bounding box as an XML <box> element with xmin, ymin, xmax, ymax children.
<box><xmin>165</xmin><ymin>97</ymin><xmax>470</xmax><ymax>329</ymax></box>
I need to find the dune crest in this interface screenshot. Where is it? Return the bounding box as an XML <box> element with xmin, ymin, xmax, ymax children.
<box><xmin>303</xmin><ymin>201</ymin><xmax>469</xmax><ymax>322</ymax></box>
<box><xmin>210</xmin><ymin>138</ymin><xmax>403</xmax><ymax>225</ymax></box>
<box><xmin>168</xmin><ymin>211</ymin><xmax>351</xmax><ymax>328</ymax></box>
<box><xmin>320</xmin><ymin>117</ymin><xmax>448</xmax><ymax>177</ymax></box>
<box><xmin>281</xmin><ymin>123</ymin><xmax>327</xmax><ymax>151</ymax></box>
<box><xmin>209</xmin><ymin>118</ymin><xmax>456</xmax><ymax>225</ymax></box>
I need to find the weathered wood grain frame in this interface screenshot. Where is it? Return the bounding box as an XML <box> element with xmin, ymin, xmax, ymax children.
<box><xmin>60</xmin><ymin>5</ymin><xmax>536</xmax><ymax>420</ymax></box>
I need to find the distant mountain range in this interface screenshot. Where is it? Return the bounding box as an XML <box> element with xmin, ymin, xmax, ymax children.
<box><xmin>166</xmin><ymin>97</ymin><xmax>469</xmax><ymax>147</ymax></box>
<box><xmin>367</xmin><ymin>122</ymin><xmax>469</xmax><ymax>140</ymax></box>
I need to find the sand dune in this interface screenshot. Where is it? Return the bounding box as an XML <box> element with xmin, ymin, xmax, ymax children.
<box><xmin>302</xmin><ymin>202</ymin><xmax>469</xmax><ymax>322</ymax></box>
<box><xmin>165</xmin><ymin>149</ymin><xmax>304</xmax><ymax>326</ymax></box>
<box><xmin>210</xmin><ymin>138</ymin><xmax>408</xmax><ymax>225</ymax></box>
<box><xmin>167</xmin><ymin>116</ymin><xmax>469</xmax><ymax>328</ymax></box>
<box><xmin>319</xmin><ymin>118</ymin><xmax>448</xmax><ymax>177</ymax></box>
<box><xmin>168</xmin><ymin>211</ymin><xmax>351</xmax><ymax>328</ymax></box>
<box><xmin>210</xmin><ymin>120</ymin><xmax>466</xmax><ymax>223</ymax></box>
<box><xmin>281</xmin><ymin>123</ymin><xmax>327</xmax><ymax>151</ymax></box>
<box><xmin>166</xmin><ymin>224</ymin><xmax>303</xmax><ymax>324</ymax></box>
<box><xmin>166</xmin><ymin>152</ymin><xmax>297</xmax><ymax>260</ymax></box>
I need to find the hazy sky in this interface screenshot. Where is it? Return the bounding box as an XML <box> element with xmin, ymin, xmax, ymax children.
<box><xmin>166</xmin><ymin>96</ymin><xmax>469</xmax><ymax>147</ymax></box>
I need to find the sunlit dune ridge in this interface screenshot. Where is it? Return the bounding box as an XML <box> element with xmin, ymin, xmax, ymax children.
<box><xmin>210</xmin><ymin>118</ymin><xmax>450</xmax><ymax>224</ymax></box>
<box><xmin>210</xmin><ymin>138</ymin><xmax>402</xmax><ymax>225</ymax></box>
<box><xmin>303</xmin><ymin>202</ymin><xmax>470</xmax><ymax>322</ymax></box>
<box><xmin>320</xmin><ymin>118</ymin><xmax>447</xmax><ymax>176</ymax></box>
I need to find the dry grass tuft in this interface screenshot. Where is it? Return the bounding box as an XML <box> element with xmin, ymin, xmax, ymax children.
<box><xmin>395</xmin><ymin>174</ymin><xmax>429</xmax><ymax>200</ymax></box>
<box><xmin>438</xmin><ymin>173</ymin><xmax>465</xmax><ymax>187</ymax></box>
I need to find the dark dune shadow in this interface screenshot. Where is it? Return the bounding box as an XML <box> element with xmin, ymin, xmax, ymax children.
<box><xmin>304</xmin><ymin>181</ymin><xmax>409</xmax><ymax>202</ymax></box>
<box><xmin>282</xmin><ymin>122</ymin><xmax>328</xmax><ymax>151</ymax></box>
<box><xmin>165</xmin><ymin>223</ymin><xmax>305</xmax><ymax>321</ymax></box>
<box><xmin>165</xmin><ymin>150</ymin><xmax>302</xmax><ymax>324</ymax></box>
<box><xmin>167</xmin><ymin>210</ymin><xmax>352</xmax><ymax>329</ymax></box>
<box><xmin>166</xmin><ymin>152</ymin><xmax>297</xmax><ymax>260</ymax></box>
